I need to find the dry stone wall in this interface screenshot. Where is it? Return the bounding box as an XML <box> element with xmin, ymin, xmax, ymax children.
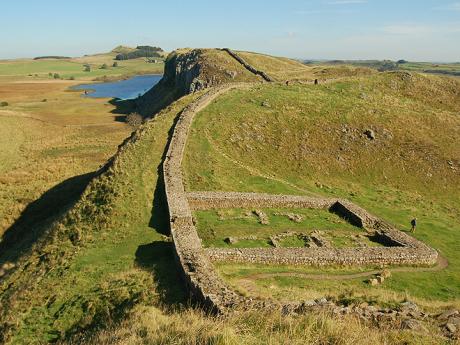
<box><xmin>163</xmin><ymin>84</ymin><xmax>255</xmax><ymax>312</ymax></box>
<box><xmin>187</xmin><ymin>191</ymin><xmax>438</xmax><ymax>267</ymax></box>
<box><xmin>187</xmin><ymin>191</ymin><xmax>336</xmax><ymax>210</ymax></box>
<box><xmin>221</xmin><ymin>48</ymin><xmax>274</xmax><ymax>82</ymax></box>
<box><xmin>206</xmin><ymin>246</ymin><xmax>437</xmax><ymax>267</ymax></box>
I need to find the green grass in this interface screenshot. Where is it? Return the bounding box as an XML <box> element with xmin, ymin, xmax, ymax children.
<box><xmin>184</xmin><ymin>73</ymin><xmax>460</xmax><ymax>304</ymax></box>
<box><xmin>0</xmin><ymin>93</ymin><xmax>201</xmax><ymax>344</ymax></box>
<box><xmin>278</xmin><ymin>235</ymin><xmax>307</xmax><ymax>247</ymax></box>
<box><xmin>0</xmin><ymin>55</ymin><xmax>163</xmax><ymax>80</ymax></box>
<box><xmin>194</xmin><ymin>207</ymin><xmax>359</xmax><ymax>248</ymax></box>
<box><xmin>2</xmin><ymin>49</ymin><xmax>456</xmax><ymax>344</ymax></box>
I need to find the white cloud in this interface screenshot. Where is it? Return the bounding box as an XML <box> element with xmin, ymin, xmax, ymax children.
<box><xmin>381</xmin><ymin>24</ymin><xmax>434</xmax><ymax>35</ymax></box>
<box><xmin>328</xmin><ymin>0</ymin><xmax>367</xmax><ymax>4</ymax></box>
<box><xmin>294</xmin><ymin>9</ymin><xmax>325</xmax><ymax>14</ymax></box>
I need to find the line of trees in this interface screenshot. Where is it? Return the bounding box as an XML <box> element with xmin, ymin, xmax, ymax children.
<box><xmin>115</xmin><ymin>46</ymin><xmax>163</xmax><ymax>61</ymax></box>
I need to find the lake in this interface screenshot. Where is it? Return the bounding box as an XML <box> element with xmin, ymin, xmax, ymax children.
<box><xmin>72</xmin><ymin>74</ymin><xmax>162</xmax><ymax>100</ymax></box>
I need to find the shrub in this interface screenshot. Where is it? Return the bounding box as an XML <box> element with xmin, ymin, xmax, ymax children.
<box><xmin>84</xmin><ymin>65</ymin><xmax>91</xmax><ymax>72</ymax></box>
<box><xmin>112</xmin><ymin>62</ymin><xmax>118</xmax><ymax>67</ymax></box>
<box><xmin>126</xmin><ymin>113</ymin><xmax>143</xmax><ymax>127</ymax></box>
<box><xmin>48</xmin><ymin>72</ymin><xmax>53</xmax><ymax>77</ymax></box>
<box><xmin>377</xmin><ymin>60</ymin><xmax>398</xmax><ymax>72</ymax></box>
<box><xmin>0</xmin><ymin>101</ymin><xmax>9</xmax><ymax>107</ymax></box>
<box><xmin>69</xmin><ymin>76</ymin><xmax>75</xmax><ymax>80</ymax></box>
<box><xmin>100</xmin><ymin>63</ymin><xmax>108</xmax><ymax>70</ymax></box>
<box><xmin>53</xmin><ymin>73</ymin><xmax>60</xmax><ymax>79</ymax></box>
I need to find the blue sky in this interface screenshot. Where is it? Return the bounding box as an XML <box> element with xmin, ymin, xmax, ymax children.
<box><xmin>2</xmin><ymin>0</ymin><xmax>460</xmax><ymax>61</ymax></box>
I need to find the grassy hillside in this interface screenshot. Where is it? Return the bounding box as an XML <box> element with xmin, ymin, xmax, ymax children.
<box><xmin>310</xmin><ymin>60</ymin><xmax>460</xmax><ymax>77</ymax></box>
<box><xmin>0</xmin><ymin>47</ymin><xmax>166</xmax><ymax>238</ymax></box>
<box><xmin>183</xmin><ymin>72</ymin><xmax>460</xmax><ymax>306</ymax></box>
<box><xmin>0</xmin><ymin>79</ymin><xmax>132</xmax><ymax>239</ymax></box>
<box><xmin>0</xmin><ymin>92</ymin><xmax>200</xmax><ymax>344</ymax></box>
<box><xmin>1</xmin><ymin>48</ymin><xmax>459</xmax><ymax>344</ymax></box>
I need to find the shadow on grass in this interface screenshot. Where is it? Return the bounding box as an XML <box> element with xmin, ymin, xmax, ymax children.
<box><xmin>109</xmin><ymin>98</ymin><xmax>137</xmax><ymax>123</ymax></box>
<box><xmin>0</xmin><ymin>172</ymin><xmax>95</xmax><ymax>264</ymax></box>
<box><xmin>148</xmin><ymin>105</ymin><xmax>185</xmax><ymax>236</ymax></box>
<box><xmin>135</xmin><ymin>242</ymin><xmax>186</xmax><ymax>305</ymax></box>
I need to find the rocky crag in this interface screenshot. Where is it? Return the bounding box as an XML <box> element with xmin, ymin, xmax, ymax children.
<box><xmin>135</xmin><ymin>48</ymin><xmax>271</xmax><ymax>117</ymax></box>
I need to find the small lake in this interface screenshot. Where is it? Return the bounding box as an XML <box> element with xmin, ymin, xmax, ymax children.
<box><xmin>72</xmin><ymin>74</ymin><xmax>162</xmax><ymax>100</ymax></box>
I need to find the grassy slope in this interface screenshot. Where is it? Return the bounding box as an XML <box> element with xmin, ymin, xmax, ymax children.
<box><xmin>0</xmin><ymin>87</ymin><xmax>441</xmax><ymax>345</ymax></box>
<box><xmin>0</xmin><ymin>93</ymin><xmax>200</xmax><ymax>344</ymax></box>
<box><xmin>1</xmin><ymin>49</ymin><xmax>457</xmax><ymax>344</ymax></box>
<box><xmin>0</xmin><ymin>79</ymin><xmax>130</xmax><ymax>237</ymax></box>
<box><xmin>0</xmin><ymin>51</ymin><xmax>164</xmax><ymax>238</ymax></box>
<box><xmin>236</xmin><ymin>51</ymin><xmax>315</xmax><ymax>81</ymax></box>
<box><xmin>183</xmin><ymin>72</ymin><xmax>460</xmax><ymax>305</ymax></box>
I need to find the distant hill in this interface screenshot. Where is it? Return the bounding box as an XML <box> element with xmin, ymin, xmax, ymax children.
<box><xmin>114</xmin><ymin>45</ymin><xmax>164</xmax><ymax>61</ymax></box>
<box><xmin>33</xmin><ymin>56</ymin><xmax>71</xmax><ymax>60</ymax></box>
<box><xmin>309</xmin><ymin>59</ymin><xmax>460</xmax><ymax>76</ymax></box>
<box><xmin>111</xmin><ymin>45</ymin><xmax>137</xmax><ymax>54</ymax></box>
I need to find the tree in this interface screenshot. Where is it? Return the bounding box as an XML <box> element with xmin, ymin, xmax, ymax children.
<box><xmin>53</xmin><ymin>73</ymin><xmax>60</xmax><ymax>79</ymax></box>
<box><xmin>83</xmin><ymin>64</ymin><xmax>91</xmax><ymax>72</ymax></box>
<box><xmin>112</xmin><ymin>61</ymin><xmax>118</xmax><ymax>67</ymax></box>
<box><xmin>126</xmin><ymin>112</ymin><xmax>143</xmax><ymax>127</ymax></box>
<box><xmin>100</xmin><ymin>63</ymin><xmax>108</xmax><ymax>69</ymax></box>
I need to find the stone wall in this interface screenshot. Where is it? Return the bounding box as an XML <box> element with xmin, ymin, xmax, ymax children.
<box><xmin>221</xmin><ymin>48</ymin><xmax>274</xmax><ymax>82</ymax></box>
<box><xmin>187</xmin><ymin>191</ymin><xmax>336</xmax><ymax>210</ymax></box>
<box><xmin>162</xmin><ymin>84</ymin><xmax>257</xmax><ymax>312</ymax></box>
<box><xmin>206</xmin><ymin>246</ymin><xmax>438</xmax><ymax>267</ymax></box>
<box><xmin>187</xmin><ymin>191</ymin><xmax>438</xmax><ymax>267</ymax></box>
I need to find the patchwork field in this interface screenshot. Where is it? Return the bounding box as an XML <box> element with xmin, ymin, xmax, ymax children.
<box><xmin>0</xmin><ymin>53</ymin><xmax>164</xmax><ymax>240</ymax></box>
<box><xmin>0</xmin><ymin>53</ymin><xmax>163</xmax><ymax>81</ymax></box>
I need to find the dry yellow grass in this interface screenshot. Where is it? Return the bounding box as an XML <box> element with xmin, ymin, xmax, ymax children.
<box><xmin>74</xmin><ymin>305</ymin><xmax>446</xmax><ymax>345</ymax></box>
<box><xmin>0</xmin><ymin>77</ymin><xmax>131</xmax><ymax>237</ymax></box>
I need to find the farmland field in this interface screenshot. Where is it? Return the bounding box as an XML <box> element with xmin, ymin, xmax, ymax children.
<box><xmin>0</xmin><ymin>52</ymin><xmax>164</xmax><ymax>238</ymax></box>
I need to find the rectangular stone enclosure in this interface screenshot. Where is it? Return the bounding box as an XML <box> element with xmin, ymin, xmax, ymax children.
<box><xmin>187</xmin><ymin>192</ymin><xmax>438</xmax><ymax>267</ymax></box>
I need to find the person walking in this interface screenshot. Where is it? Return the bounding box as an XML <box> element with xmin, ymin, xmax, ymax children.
<box><xmin>410</xmin><ymin>218</ymin><xmax>417</xmax><ymax>233</ymax></box>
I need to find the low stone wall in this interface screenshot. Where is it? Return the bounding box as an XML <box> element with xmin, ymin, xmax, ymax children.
<box><xmin>187</xmin><ymin>191</ymin><xmax>438</xmax><ymax>267</ymax></box>
<box><xmin>163</xmin><ymin>85</ymin><xmax>246</xmax><ymax>312</ymax></box>
<box><xmin>187</xmin><ymin>191</ymin><xmax>336</xmax><ymax>210</ymax></box>
<box><xmin>206</xmin><ymin>246</ymin><xmax>438</xmax><ymax>267</ymax></box>
<box><xmin>221</xmin><ymin>48</ymin><xmax>274</xmax><ymax>82</ymax></box>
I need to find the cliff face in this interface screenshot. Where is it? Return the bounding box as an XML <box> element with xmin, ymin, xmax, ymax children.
<box><xmin>135</xmin><ymin>48</ymin><xmax>260</xmax><ymax>117</ymax></box>
<box><xmin>135</xmin><ymin>50</ymin><xmax>220</xmax><ymax>116</ymax></box>
<box><xmin>162</xmin><ymin>49</ymin><xmax>211</xmax><ymax>94</ymax></box>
